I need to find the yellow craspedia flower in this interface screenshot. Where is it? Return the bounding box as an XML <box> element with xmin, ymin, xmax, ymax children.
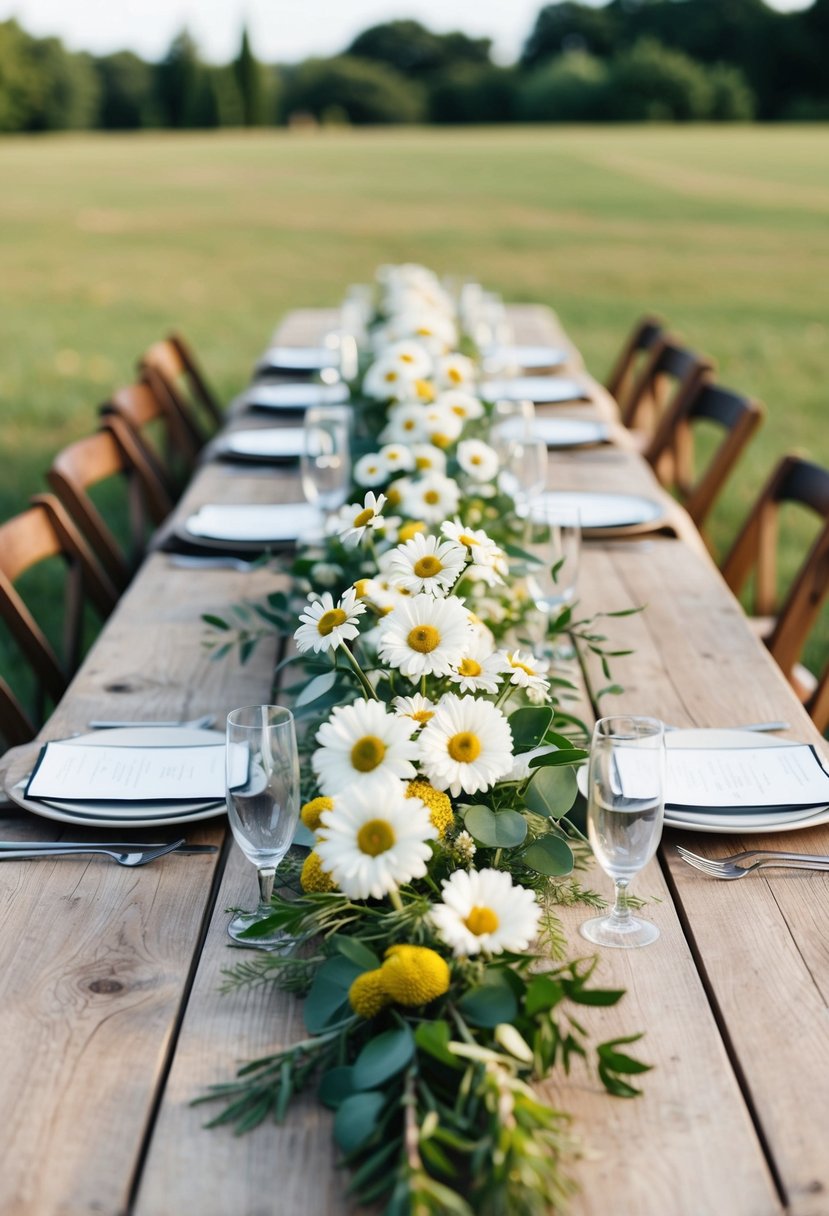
<box><xmin>349</xmin><ymin>969</ymin><xmax>390</xmax><ymax>1018</ymax></box>
<box><xmin>399</xmin><ymin>521</ymin><xmax>427</xmax><ymax>542</ymax></box>
<box><xmin>300</xmin><ymin>850</ymin><xmax>337</xmax><ymax>894</ymax></box>
<box><xmin>406</xmin><ymin>779</ymin><xmax>453</xmax><ymax>839</ymax></box>
<box><xmin>301</xmin><ymin>796</ymin><xmax>333</xmax><ymax>833</ymax></box>
<box><xmin>354</xmin><ymin>579</ymin><xmax>372</xmax><ymax>599</ymax></box>
<box><xmin>381</xmin><ymin>945</ymin><xmax>451</xmax><ymax>1007</ymax></box>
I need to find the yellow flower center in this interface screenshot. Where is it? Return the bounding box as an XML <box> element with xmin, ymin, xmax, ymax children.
<box><xmin>464</xmin><ymin>906</ymin><xmax>499</xmax><ymax>936</ymax></box>
<box><xmin>415</xmin><ymin>379</ymin><xmax>436</xmax><ymax>402</ymax></box>
<box><xmin>399</xmin><ymin>521</ymin><xmax>426</xmax><ymax>541</ymax></box>
<box><xmin>413</xmin><ymin>555</ymin><xmax>443</xmax><ymax>578</ymax></box>
<box><xmin>447</xmin><ymin>731</ymin><xmax>482</xmax><ymax>762</ymax></box>
<box><xmin>415</xmin><ymin>327</ymin><xmax>433</xmax><ymax>337</ymax></box>
<box><xmin>407</xmin><ymin>624</ymin><xmax>441</xmax><ymax>653</ymax></box>
<box><xmin>411</xmin><ymin>709</ymin><xmax>434</xmax><ymax>723</ymax></box>
<box><xmin>387</xmin><ymin>486</ymin><xmax>402</xmax><ymax>505</ymax></box>
<box><xmin>458</xmin><ymin>658</ymin><xmax>482</xmax><ymax>677</ymax></box>
<box><xmin>354</xmin><ymin>578</ymin><xmax>371</xmax><ymax>598</ymax></box>
<box><xmin>470</xmin><ymin>455</ymin><xmax>482</xmax><ymax>465</ymax></box>
<box><xmin>399</xmin><ymin>353</ymin><xmax>415</xmax><ymax>364</ymax></box>
<box><xmin>317</xmin><ymin>608</ymin><xmax>347</xmax><ymax>636</ymax></box>
<box><xmin>384</xmin><ymin>370</ymin><xmax>398</xmax><ymax>382</ymax></box>
<box><xmin>451</xmin><ymin>405</ymin><xmax>467</xmax><ymax>417</ymax></box>
<box><xmin>511</xmin><ymin>658</ymin><xmax>536</xmax><ymax>676</ymax></box>
<box><xmin>415</xmin><ymin>455</ymin><xmax>433</xmax><ymax>470</ymax></box>
<box><xmin>423</xmin><ymin>489</ymin><xmax>441</xmax><ymax>505</ymax></box>
<box><xmin>386</xmin><ymin>451</ymin><xmax>401</xmax><ymax>462</ymax></box>
<box><xmin>403</xmin><ymin>419</ymin><xmax>417</xmax><ymax>432</ymax></box>
<box><xmin>430</xmin><ymin>432</ymin><xmax>451</xmax><ymax>449</ymax></box>
<box><xmin>459</xmin><ymin>533</ymin><xmax>478</xmax><ymax>546</ymax></box>
<box><xmin>353</xmin><ymin>507</ymin><xmax>375</xmax><ymax>528</ymax></box>
<box><xmin>356</xmin><ymin>818</ymin><xmax>396</xmax><ymax>856</ymax></box>
<box><xmin>350</xmin><ymin>734</ymin><xmax>386</xmax><ymax>772</ymax></box>
<box><xmin>448</xmin><ymin>367</ymin><xmax>463</xmax><ymax>384</ymax></box>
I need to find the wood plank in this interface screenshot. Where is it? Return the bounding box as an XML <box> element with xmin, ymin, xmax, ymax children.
<box><xmin>576</xmin><ymin>540</ymin><xmax>829</xmax><ymax>1214</ymax></box>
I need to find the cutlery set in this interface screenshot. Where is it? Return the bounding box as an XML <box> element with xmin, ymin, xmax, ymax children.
<box><xmin>0</xmin><ymin>839</ymin><xmax>218</xmax><ymax>866</ymax></box>
<box><xmin>677</xmin><ymin>845</ymin><xmax>829</xmax><ymax>880</ymax></box>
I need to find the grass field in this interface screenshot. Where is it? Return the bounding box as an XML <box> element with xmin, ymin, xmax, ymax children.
<box><xmin>0</xmin><ymin>125</ymin><xmax>827</xmax><ymax>714</ymax></box>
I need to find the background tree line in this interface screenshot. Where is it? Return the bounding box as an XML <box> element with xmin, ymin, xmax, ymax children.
<box><xmin>0</xmin><ymin>1</ymin><xmax>828</xmax><ymax>132</ymax></box>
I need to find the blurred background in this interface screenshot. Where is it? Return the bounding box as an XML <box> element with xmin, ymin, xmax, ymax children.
<box><xmin>0</xmin><ymin>0</ymin><xmax>826</xmax><ymax>702</ymax></box>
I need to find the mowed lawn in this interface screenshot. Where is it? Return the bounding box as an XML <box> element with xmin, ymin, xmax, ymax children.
<box><xmin>0</xmin><ymin>124</ymin><xmax>827</xmax><ymax>705</ymax></box>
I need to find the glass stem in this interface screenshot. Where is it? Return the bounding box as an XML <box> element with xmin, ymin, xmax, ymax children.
<box><xmin>257</xmin><ymin>867</ymin><xmax>276</xmax><ymax>913</ymax></box>
<box><xmin>611</xmin><ymin>879</ymin><xmax>631</xmax><ymax>926</ymax></box>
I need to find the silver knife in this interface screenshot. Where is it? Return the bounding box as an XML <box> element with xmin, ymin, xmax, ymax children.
<box><xmin>0</xmin><ymin>840</ymin><xmax>218</xmax><ymax>854</ymax></box>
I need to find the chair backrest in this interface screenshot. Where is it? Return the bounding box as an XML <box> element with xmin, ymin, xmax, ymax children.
<box><xmin>806</xmin><ymin>660</ymin><xmax>829</xmax><ymax>735</ymax></box>
<box><xmin>644</xmin><ymin>376</ymin><xmax>765</xmax><ymax>529</ymax></box>
<box><xmin>139</xmin><ymin>333</ymin><xmax>223</xmax><ymax>448</ymax></box>
<box><xmin>46</xmin><ymin>417</ymin><xmax>173</xmax><ymax>591</ymax></box>
<box><xmin>621</xmin><ymin>336</ymin><xmax>714</xmax><ymax>437</ymax></box>
<box><xmin>0</xmin><ymin>495</ymin><xmax>118</xmax><ymax>721</ymax></box>
<box><xmin>605</xmin><ymin>314</ymin><xmax>665</xmax><ymax>411</ymax></box>
<box><xmin>0</xmin><ymin>675</ymin><xmax>36</xmax><ymax>747</ymax></box>
<box><xmin>764</xmin><ymin>517</ymin><xmax>829</xmax><ymax>705</ymax></box>
<box><xmin>101</xmin><ymin>379</ymin><xmax>199</xmax><ymax>495</ymax></box>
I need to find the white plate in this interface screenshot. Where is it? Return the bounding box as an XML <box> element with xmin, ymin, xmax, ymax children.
<box><xmin>576</xmin><ymin>728</ymin><xmax>829</xmax><ymax>836</ymax></box>
<box><xmin>242</xmin><ymin>383</ymin><xmax>349</xmax><ymax>411</ymax></box>
<box><xmin>257</xmin><ymin>346</ymin><xmax>336</xmax><ymax>374</ymax></box>
<box><xmin>5</xmin><ymin>727</ymin><xmax>227</xmax><ymax>829</ymax></box>
<box><xmin>183</xmin><ymin>503</ymin><xmax>318</xmax><ymax>544</ymax></box>
<box><xmin>487</xmin><ymin>345</ymin><xmax>568</xmax><ymax>371</ymax></box>
<box><xmin>499</xmin><ymin>417</ymin><xmax>609</xmax><ymax>449</ymax></box>
<box><xmin>221</xmin><ymin>427</ymin><xmax>304</xmax><ymax>461</ymax></box>
<box><xmin>482</xmin><ymin>376</ymin><xmax>588</xmax><ymax>405</ymax></box>
<box><xmin>531</xmin><ymin>491</ymin><xmax>665</xmax><ymax>533</ymax></box>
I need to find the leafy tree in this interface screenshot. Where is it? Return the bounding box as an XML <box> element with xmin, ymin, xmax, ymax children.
<box><xmin>155</xmin><ymin>30</ymin><xmax>215</xmax><ymax>128</ymax></box>
<box><xmin>518</xmin><ymin>51</ymin><xmax>609</xmax><ymax>121</ymax></box>
<box><xmin>521</xmin><ymin>3</ymin><xmax>620</xmax><ymax>67</ymax></box>
<box><xmin>348</xmin><ymin>20</ymin><xmax>491</xmax><ymax>78</ymax></box>
<box><xmin>0</xmin><ymin>20</ymin><xmax>40</xmax><ymax>131</ymax></box>
<box><xmin>707</xmin><ymin>63</ymin><xmax>755</xmax><ymax>121</ymax></box>
<box><xmin>95</xmin><ymin>51</ymin><xmax>157</xmax><ymax>128</ymax></box>
<box><xmin>608</xmin><ymin>38</ymin><xmax>713</xmax><ymax>121</ymax></box>
<box><xmin>283</xmin><ymin>55</ymin><xmax>425</xmax><ymax>124</ymax></box>
<box><xmin>428</xmin><ymin>65</ymin><xmax>518</xmax><ymax>123</ymax></box>
<box><xmin>233</xmin><ymin>26</ymin><xmax>266</xmax><ymax>125</ymax></box>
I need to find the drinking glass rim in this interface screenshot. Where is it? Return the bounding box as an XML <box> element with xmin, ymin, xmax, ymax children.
<box><xmin>227</xmin><ymin>705</ymin><xmax>295</xmax><ymax>730</ymax></box>
<box><xmin>593</xmin><ymin>714</ymin><xmax>663</xmax><ymax>741</ymax></box>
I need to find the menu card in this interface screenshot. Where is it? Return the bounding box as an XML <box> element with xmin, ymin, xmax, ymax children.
<box><xmin>26</xmin><ymin>742</ymin><xmax>235</xmax><ymax>803</ymax></box>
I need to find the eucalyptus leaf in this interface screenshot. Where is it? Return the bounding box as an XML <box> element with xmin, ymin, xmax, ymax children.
<box><xmin>318</xmin><ymin>1066</ymin><xmax>356</xmax><ymax>1110</ymax></box>
<box><xmin>304</xmin><ymin>956</ymin><xmax>363</xmax><ymax>1034</ymax></box>
<box><xmin>524</xmin><ymin>974</ymin><xmax>565</xmax><ymax>1016</ymax></box>
<box><xmin>295</xmin><ymin>670</ymin><xmax>337</xmax><ymax>707</ymax></box>
<box><xmin>330</xmin><ymin>935</ymin><xmax>380</xmax><ymax>971</ymax></box>
<box><xmin>352</xmin><ymin>1025</ymin><xmax>415</xmax><ymax>1090</ymax></box>
<box><xmin>415</xmin><ymin>1019</ymin><xmax>462</xmax><ymax>1070</ymax></box>
<box><xmin>333</xmin><ymin>1091</ymin><xmax>387</xmax><ymax>1154</ymax></box>
<box><xmin>458</xmin><ymin>980</ymin><xmax>518</xmax><ymax>1028</ymax></box>
<box><xmin>508</xmin><ymin>706</ymin><xmax>553</xmax><ymax>751</ymax></box>
<box><xmin>464</xmin><ymin>805</ymin><xmax>527</xmax><ymax>848</ymax></box>
<box><xmin>521</xmin><ymin>835</ymin><xmax>574</xmax><ymax>877</ymax></box>
<box><xmin>525</xmin><ymin>765</ymin><xmax>578</xmax><ymax>818</ymax></box>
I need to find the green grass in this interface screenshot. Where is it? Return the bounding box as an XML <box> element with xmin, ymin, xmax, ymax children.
<box><xmin>0</xmin><ymin>125</ymin><xmax>826</xmax><ymax>717</ymax></box>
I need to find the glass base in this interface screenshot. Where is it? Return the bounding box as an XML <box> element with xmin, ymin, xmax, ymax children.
<box><xmin>579</xmin><ymin>914</ymin><xmax>660</xmax><ymax>949</ymax></box>
<box><xmin>227</xmin><ymin>910</ymin><xmax>293</xmax><ymax>952</ymax></box>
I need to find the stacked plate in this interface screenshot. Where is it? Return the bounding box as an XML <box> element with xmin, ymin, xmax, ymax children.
<box><xmin>482</xmin><ymin>375</ymin><xmax>589</xmax><ymax>405</ymax></box>
<box><xmin>216</xmin><ymin>427</ymin><xmax>305</xmax><ymax>464</ymax></box>
<box><xmin>497</xmin><ymin>417</ymin><xmax>609</xmax><ymax>450</ymax></box>
<box><xmin>529</xmin><ymin>490</ymin><xmax>665</xmax><ymax>535</ymax></box>
<box><xmin>238</xmin><ymin>382</ymin><xmax>349</xmax><ymax>414</ymax></box>
<box><xmin>254</xmin><ymin>346</ymin><xmax>337</xmax><ymax>376</ymax></box>
<box><xmin>484</xmin><ymin>344</ymin><xmax>569</xmax><ymax>372</ymax></box>
<box><xmin>176</xmin><ymin>502</ymin><xmax>319</xmax><ymax>553</ymax></box>
<box><xmin>5</xmin><ymin>727</ymin><xmax>227</xmax><ymax>829</ymax></box>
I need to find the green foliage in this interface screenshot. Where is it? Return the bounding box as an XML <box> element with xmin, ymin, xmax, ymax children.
<box><xmin>155</xmin><ymin>30</ymin><xmax>217</xmax><ymax>129</ymax></box>
<box><xmin>0</xmin><ymin>19</ymin><xmax>100</xmax><ymax>132</ymax></box>
<box><xmin>707</xmin><ymin>63</ymin><xmax>756</xmax><ymax>121</ymax></box>
<box><xmin>348</xmin><ymin>19</ymin><xmax>492</xmax><ymax>78</ymax></box>
<box><xmin>608</xmin><ymin>38</ymin><xmax>714</xmax><ymax>122</ymax></box>
<box><xmin>233</xmin><ymin>27</ymin><xmax>267</xmax><ymax>126</ymax></box>
<box><xmin>95</xmin><ymin>51</ymin><xmax>158</xmax><ymax>129</ymax></box>
<box><xmin>283</xmin><ymin>55</ymin><xmax>425</xmax><ymax>125</ymax></box>
<box><xmin>428</xmin><ymin>64</ymin><xmax>518</xmax><ymax>124</ymax></box>
<box><xmin>519</xmin><ymin>51</ymin><xmax>610</xmax><ymax>122</ymax></box>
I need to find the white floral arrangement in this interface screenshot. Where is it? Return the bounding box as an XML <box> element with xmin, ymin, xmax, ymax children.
<box><xmin>201</xmin><ymin>264</ymin><xmax>647</xmax><ymax>1215</ymax></box>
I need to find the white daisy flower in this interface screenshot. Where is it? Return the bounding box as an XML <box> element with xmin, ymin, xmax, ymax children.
<box><xmin>418</xmin><ymin>694</ymin><xmax>513</xmax><ymax>797</ymax></box>
<box><xmin>435</xmin><ymin>353</ymin><xmax>476</xmax><ymax>390</ymax></box>
<box><xmin>387</xmin><ymin>533</ymin><xmax>467</xmax><ymax>597</ymax></box>
<box><xmin>448</xmin><ymin>640</ymin><xmax>504</xmax><ymax>694</ymax></box>
<box><xmin>502</xmin><ymin>649</ymin><xmax>551</xmax><ymax>696</ymax></box>
<box><xmin>294</xmin><ymin>588</ymin><xmax>365</xmax><ymax>654</ymax></box>
<box><xmin>333</xmin><ymin>491</ymin><xmax>388</xmax><ymax>549</ymax></box>
<box><xmin>437</xmin><ymin>389</ymin><xmax>485</xmax><ymax>422</ymax></box>
<box><xmin>363</xmin><ymin>355</ymin><xmax>418</xmax><ymax>403</ymax></box>
<box><xmin>383</xmin><ymin>339</ymin><xmax>433</xmax><ymax>379</ymax></box>
<box><xmin>312</xmin><ymin>698</ymin><xmax>419</xmax><ymax>797</ymax></box>
<box><xmin>392</xmin><ymin>693</ymin><xmax>437</xmax><ymax>729</ymax></box>
<box><xmin>380</xmin><ymin>309</ymin><xmax>458</xmax><ymax>356</ymax></box>
<box><xmin>402</xmin><ymin>474</ymin><xmax>461</xmax><ymax>525</ymax></box>
<box><xmin>377</xmin><ymin>594</ymin><xmax>472</xmax><ymax>680</ymax></box>
<box><xmin>431</xmin><ymin>868</ymin><xmax>540</xmax><ymax>957</ymax></box>
<box><xmin>354</xmin><ymin>452</ymin><xmax>388</xmax><ymax>488</ymax></box>
<box><xmin>379</xmin><ymin>444</ymin><xmax>415</xmax><ymax>474</ymax></box>
<box><xmin>316</xmin><ymin>782</ymin><xmax>436</xmax><ymax>900</ymax></box>
<box><xmin>422</xmin><ymin>405</ymin><xmax>463</xmax><ymax>449</ymax></box>
<box><xmin>457</xmin><ymin>439</ymin><xmax>499</xmax><ymax>483</ymax></box>
<box><xmin>355</xmin><ymin>576</ymin><xmax>409</xmax><ymax>617</ymax></box>
<box><xmin>310</xmin><ymin>562</ymin><xmax>343</xmax><ymax>588</ymax></box>
<box><xmin>379</xmin><ymin>404</ymin><xmax>426</xmax><ymax>445</ymax></box>
<box><xmin>411</xmin><ymin>444</ymin><xmax>447</xmax><ymax>475</ymax></box>
<box><xmin>440</xmin><ymin>520</ymin><xmax>507</xmax><ymax>585</ymax></box>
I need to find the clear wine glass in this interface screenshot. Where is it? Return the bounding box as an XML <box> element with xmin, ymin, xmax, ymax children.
<box><xmin>498</xmin><ymin>435</ymin><xmax>548</xmax><ymax>514</ymax></box>
<box><xmin>580</xmin><ymin>716</ymin><xmax>665</xmax><ymax>949</ymax></box>
<box><xmin>226</xmin><ymin>705</ymin><xmax>301</xmax><ymax>950</ymax></box>
<box><xmin>490</xmin><ymin>398</ymin><xmax>536</xmax><ymax>459</ymax></box>
<box><xmin>525</xmin><ymin>502</ymin><xmax>581</xmax><ymax>658</ymax></box>
<box><xmin>301</xmin><ymin>405</ymin><xmax>351</xmax><ymax>526</ymax></box>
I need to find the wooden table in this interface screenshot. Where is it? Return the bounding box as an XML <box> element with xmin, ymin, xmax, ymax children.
<box><xmin>1</xmin><ymin>306</ymin><xmax>827</xmax><ymax>1216</ymax></box>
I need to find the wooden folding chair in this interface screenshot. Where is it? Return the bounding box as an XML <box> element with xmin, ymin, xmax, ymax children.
<box><xmin>101</xmin><ymin>379</ymin><xmax>200</xmax><ymax>498</ymax></box>
<box><xmin>621</xmin><ymin>337</ymin><xmax>714</xmax><ymax>446</ymax></box>
<box><xmin>0</xmin><ymin>676</ymin><xmax>36</xmax><ymax>747</ymax></box>
<box><xmin>139</xmin><ymin>332</ymin><xmax>223</xmax><ymax>450</ymax></box>
<box><xmin>806</xmin><ymin>661</ymin><xmax>829</xmax><ymax>734</ymax></box>
<box><xmin>644</xmin><ymin>376</ymin><xmax>765</xmax><ymax>530</ymax></box>
<box><xmin>605</xmin><ymin>315</ymin><xmax>666</xmax><ymax>414</ymax></box>
<box><xmin>721</xmin><ymin>456</ymin><xmax>829</xmax><ymax>719</ymax></box>
<box><xmin>46</xmin><ymin>416</ymin><xmax>173</xmax><ymax>592</ymax></box>
<box><xmin>0</xmin><ymin>495</ymin><xmax>118</xmax><ymax>725</ymax></box>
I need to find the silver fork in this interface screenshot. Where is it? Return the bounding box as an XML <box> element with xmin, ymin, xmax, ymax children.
<box><xmin>0</xmin><ymin>839</ymin><xmax>185</xmax><ymax>867</ymax></box>
<box><xmin>87</xmin><ymin>714</ymin><xmax>216</xmax><ymax>729</ymax></box>
<box><xmin>169</xmin><ymin>555</ymin><xmax>258</xmax><ymax>573</ymax></box>
<box><xmin>677</xmin><ymin>845</ymin><xmax>829</xmax><ymax>880</ymax></box>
